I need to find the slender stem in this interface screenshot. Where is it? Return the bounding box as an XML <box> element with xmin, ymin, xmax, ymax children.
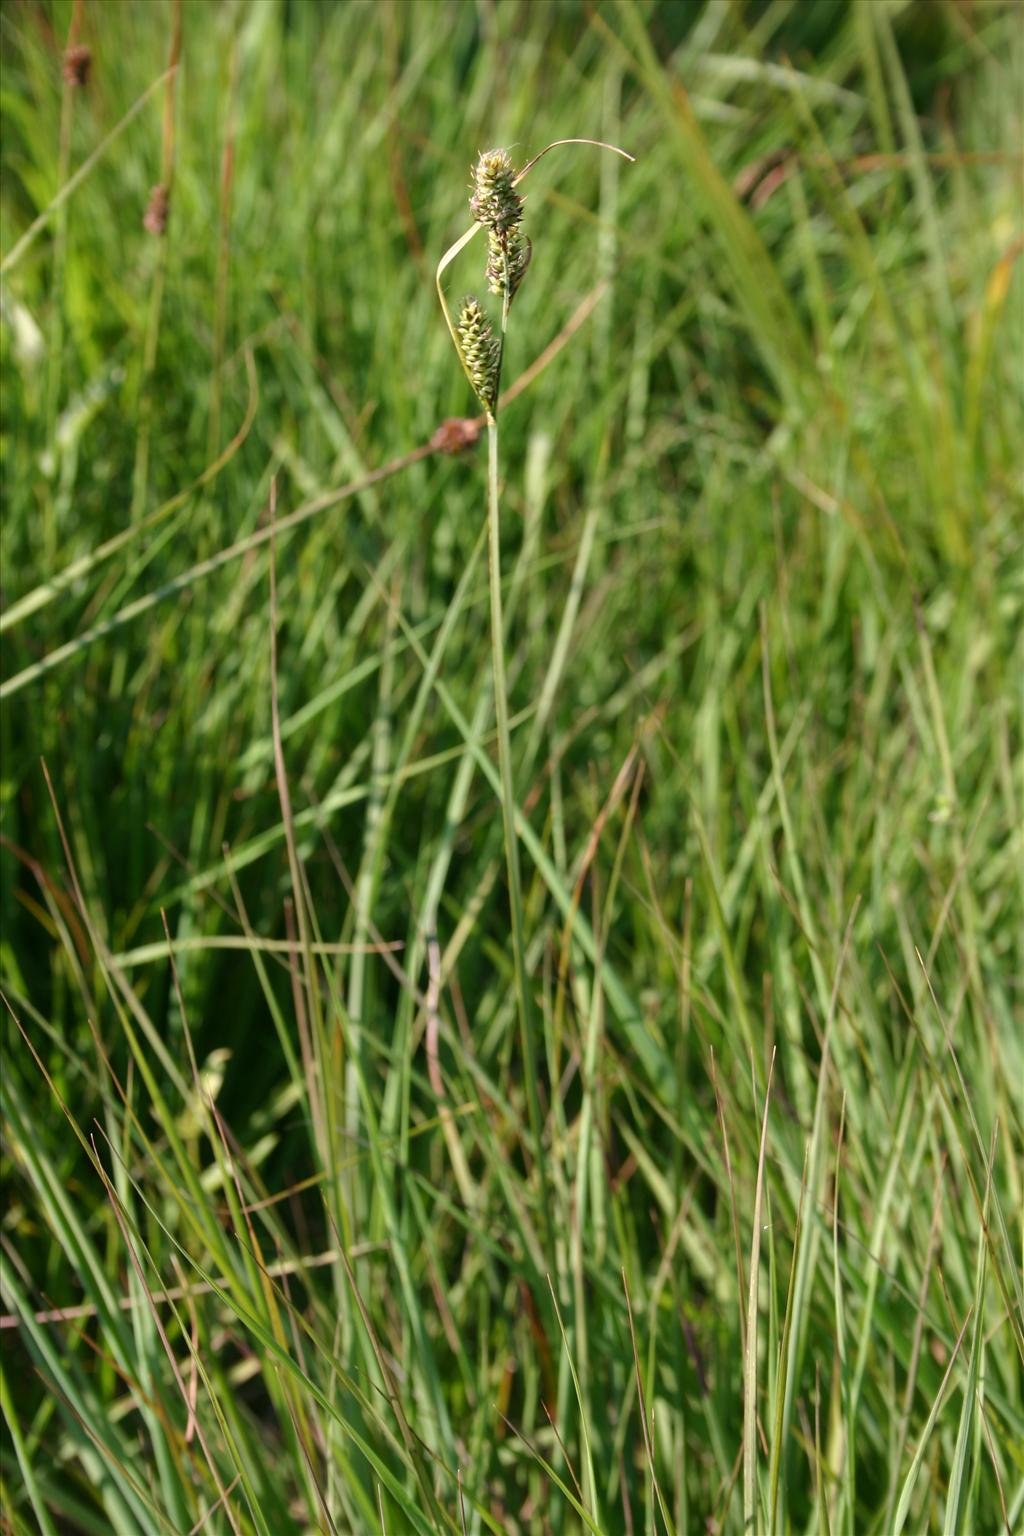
<box><xmin>130</xmin><ymin>0</ymin><xmax>182</xmax><ymax>523</ymax></box>
<box><xmin>486</xmin><ymin>409</ymin><xmax>550</xmax><ymax>1260</ymax></box>
<box><xmin>209</xmin><ymin>38</ymin><xmax>238</xmax><ymax>460</ymax></box>
<box><xmin>46</xmin><ymin>48</ymin><xmax>74</xmax><ymax>446</ymax></box>
<box><xmin>44</xmin><ymin>0</ymin><xmax>84</xmax><ymax>563</ymax></box>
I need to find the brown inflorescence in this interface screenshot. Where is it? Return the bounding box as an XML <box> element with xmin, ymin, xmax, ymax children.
<box><xmin>143</xmin><ymin>184</ymin><xmax>170</xmax><ymax>236</ymax></box>
<box><xmin>62</xmin><ymin>45</ymin><xmax>92</xmax><ymax>87</ymax></box>
<box><xmin>430</xmin><ymin>417</ymin><xmax>484</xmax><ymax>455</ymax></box>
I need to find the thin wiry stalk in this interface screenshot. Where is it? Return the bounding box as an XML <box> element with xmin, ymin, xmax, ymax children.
<box><xmin>44</xmin><ymin>0</ymin><xmax>87</xmax><ymax>566</ymax></box>
<box><xmin>130</xmin><ymin>0</ymin><xmax>182</xmax><ymax>522</ymax></box>
<box><xmin>745</xmin><ymin>1049</ymin><xmax>776</xmax><ymax>1536</ymax></box>
<box><xmin>46</xmin><ymin>0</ymin><xmax>84</xmax><ymax>453</ymax></box>
<box><xmin>485</xmin><ymin>402</ymin><xmax>550</xmax><ymax>1256</ymax></box>
<box><xmin>208</xmin><ymin>38</ymin><xmax>238</xmax><ymax>459</ymax></box>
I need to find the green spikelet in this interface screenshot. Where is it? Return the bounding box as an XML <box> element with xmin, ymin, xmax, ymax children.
<box><xmin>469</xmin><ymin>148</ymin><xmax>523</xmax><ymax>234</ymax></box>
<box><xmin>486</xmin><ymin>229</ymin><xmax>532</xmax><ymax>302</ymax></box>
<box><xmin>457</xmin><ymin>296</ymin><xmax>500</xmax><ymax>412</ymax></box>
<box><xmin>470</xmin><ymin>148</ymin><xmax>531</xmax><ymax>308</ymax></box>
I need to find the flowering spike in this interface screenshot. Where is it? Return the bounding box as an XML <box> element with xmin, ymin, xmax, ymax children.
<box><xmin>457</xmin><ymin>296</ymin><xmax>500</xmax><ymax>412</ymax></box>
<box><xmin>470</xmin><ymin>149</ymin><xmax>531</xmax><ymax>308</ymax></box>
<box><xmin>486</xmin><ymin>230</ymin><xmax>531</xmax><ymax>302</ymax></box>
<box><xmin>469</xmin><ymin>149</ymin><xmax>523</xmax><ymax>234</ymax></box>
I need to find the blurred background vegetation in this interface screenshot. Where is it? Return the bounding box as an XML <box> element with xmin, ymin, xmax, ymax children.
<box><xmin>1</xmin><ymin>1</ymin><xmax>1021</xmax><ymax>1533</ymax></box>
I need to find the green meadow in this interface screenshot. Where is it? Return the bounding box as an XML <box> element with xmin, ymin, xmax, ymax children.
<box><xmin>1</xmin><ymin>1</ymin><xmax>1021</xmax><ymax>1531</ymax></box>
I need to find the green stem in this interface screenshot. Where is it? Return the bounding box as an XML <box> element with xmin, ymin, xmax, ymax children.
<box><xmin>46</xmin><ymin>77</ymin><xmax>73</xmax><ymax>446</ymax></box>
<box><xmin>131</xmin><ymin>2</ymin><xmax>181</xmax><ymax>523</ymax></box>
<box><xmin>44</xmin><ymin>11</ymin><xmax>78</xmax><ymax>566</ymax></box>
<box><xmin>486</xmin><ymin>408</ymin><xmax>551</xmax><ymax>1262</ymax></box>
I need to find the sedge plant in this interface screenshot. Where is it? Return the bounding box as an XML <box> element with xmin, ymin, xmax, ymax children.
<box><xmin>436</xmin><ymin>140</ymin><xmax>634</xmax><ymax>1261</ymax></box>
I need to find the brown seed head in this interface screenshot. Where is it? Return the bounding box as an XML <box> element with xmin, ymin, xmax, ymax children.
<box><xmin>143</xmin><ymin>184</ymin><xmax>170</xmax><ymax>236</ymax></box>
<box><xmin>62</xmin><ymin>45</ymin><xmax>92</xmax><ymax>87</ymax></box>
<box><xmin>430</xmin><ymin>417</ymin><xmax>484</xmax><ymax>455</ymax></box>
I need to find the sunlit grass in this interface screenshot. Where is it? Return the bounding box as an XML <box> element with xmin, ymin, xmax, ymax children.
<box><xmin>2</xmin><ymin>1</ymin><xmax>1021</xmax><ymax>1532</ymax></box>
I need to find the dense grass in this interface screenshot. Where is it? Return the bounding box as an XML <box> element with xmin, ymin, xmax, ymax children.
<box><xmin>2</xmin><ymin>1</ymin><xmax>1022</xmax><ymax>1532</ymax></box>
